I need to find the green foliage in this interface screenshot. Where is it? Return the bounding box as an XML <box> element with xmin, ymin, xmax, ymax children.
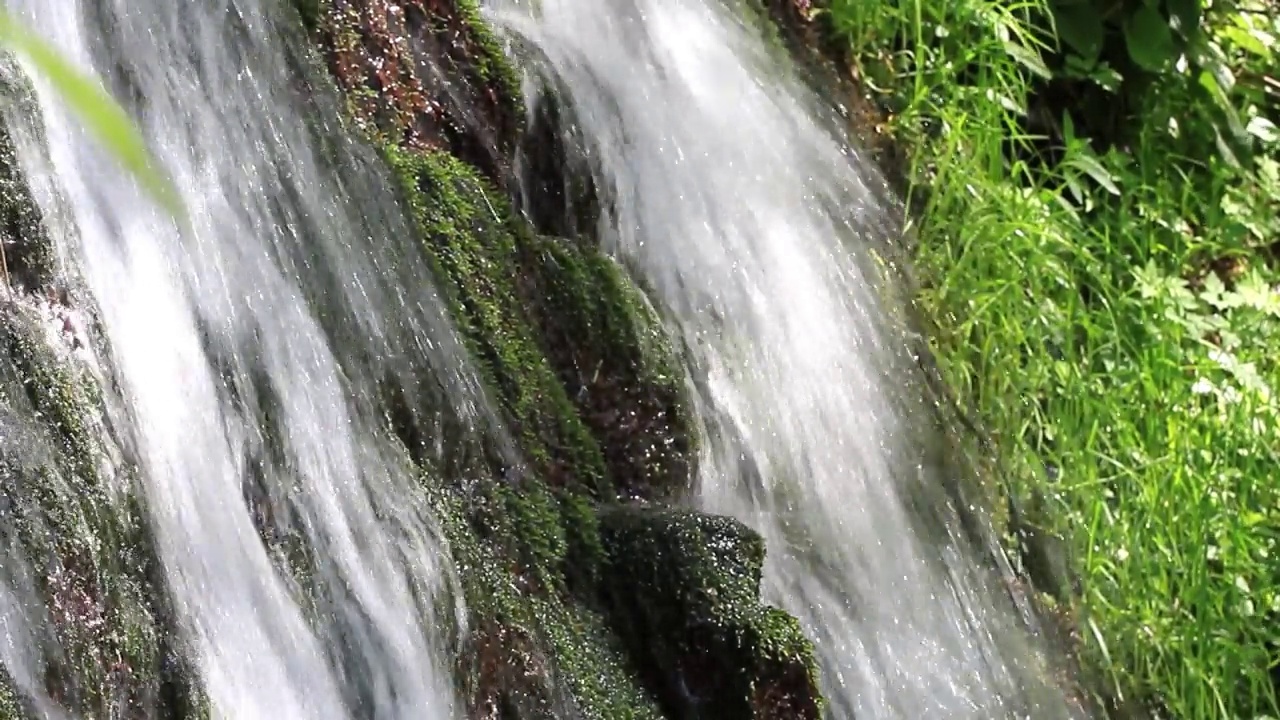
<box><xmin>0</xmin><ymin>10</ymin><xmax>182</xmax><ymax>221</ymax></box>
<box><xmin>823</xmin><ymin>0</ymin><xmax>1280</xmax><ymax>715</ymax></box>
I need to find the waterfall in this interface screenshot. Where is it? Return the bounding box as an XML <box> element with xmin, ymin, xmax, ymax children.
<box><xmin>486</xmin><ymin>0</ymin><xmax>1083</xmax><ymax>717</ymax></box>
<box><xmin>0</xmin><ymin>0</ymin><xmax>504</xmax><ymax>717</ymax></box>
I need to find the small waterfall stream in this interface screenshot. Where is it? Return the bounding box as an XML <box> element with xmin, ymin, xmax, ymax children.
<box><xmin>486</xmin><ymin>0</ymin><xmax>1082</xmax><ymax>718</ymax></box>
<box><xmin>0</xmin><ymin>0</ymin><xmax>1092</xmax><ymax>717</ymax></box>
<box><xmin>0</xmin><ymin>0</ymin><xmax>507</xmax><ymax>717</ymax></box>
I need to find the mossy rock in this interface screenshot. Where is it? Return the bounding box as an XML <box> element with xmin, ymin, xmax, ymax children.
<box><xmin>519</xmin><ymin>236</ymin><xmax>694</xmax><ymax>501</ymax></box>
<box><xmin>312</xmin><ymin>0</ymin><xmax>523</xmax><ymax>185</ymax></box>
<box><xmin>0</xmin><ymin>304</ymin><xmax>167</xmax><ymax>717</ymax></box>
<box><xmin>0</xmin><ymin>672</ymin><xmax>21</xmax><ymax>720</ymax></box>
<box><xmin>0</xmin><ymin>55</ymin><xmax>57</xmax><ymax>293</ymax></box>
<box><xmin>389</xmin><ymin>144</ymin><xmax>697</xmax><ymax>501</ymax></box>
<box><xmin>598</xmin><ymin>506</ymin><xmax>824</xmax><ymax>720</ymax></box>
<box><xmin>388</xmin><ymin>147</ymin><xmax>608</xmax><ymax>495</ymax></box>
<box><xmin>423</xmin><ymin>475</ymin><xmax>666</xmax><ymax>720</ymax></box>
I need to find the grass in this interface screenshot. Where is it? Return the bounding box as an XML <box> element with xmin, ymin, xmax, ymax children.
<box><xmin>820</xmin><ymin>0</ymin><xmax>1280</xmax><ymax>716</ymax></box>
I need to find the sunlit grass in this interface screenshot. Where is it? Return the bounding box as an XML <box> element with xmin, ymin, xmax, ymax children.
<box><xmin>824</xmin><ymin>0</ymin><xmax>1280</xmax><ymax>715</ymax></box>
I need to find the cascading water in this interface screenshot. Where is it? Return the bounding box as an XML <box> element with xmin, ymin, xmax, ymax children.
<box><xmin>487</xmin><ymin>1</ymin><xmax>1084</xmax><ymax>718</ymax></box>
<box><xmin>0</xmin><ymin>0</ymin><xmax>507</xmax><ymax>717</ymax></box>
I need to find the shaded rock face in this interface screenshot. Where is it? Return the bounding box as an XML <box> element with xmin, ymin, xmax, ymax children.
<box><xmin>299</xmin><ymin>0</ymin><xmax>826</xmax><ymax>716</ymax></box>
<box><xmin>0</xmin><ymin>56</ymin><xmax>202</xmax><ymax>720</ymax></box>
<box><xmin>0</xmin><ymin>0</ymin><xmax>826</xmax><ymax>718</ymax></box>
<box><xmin>598</xmin><ymin>507</ymin><xmax>823</xmax><ymax>720</ymax></box>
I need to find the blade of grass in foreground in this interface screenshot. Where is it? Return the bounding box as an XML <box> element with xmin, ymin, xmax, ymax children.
<box><xmin>0</xmin><ymin>9</ymin><xmax>185</xmax><ymax>221</ymax></box>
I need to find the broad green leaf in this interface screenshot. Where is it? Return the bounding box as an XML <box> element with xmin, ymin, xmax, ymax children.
<box><xmin>1123</xmin><ymin>6</ymin><xmax>1176</xmax><ymax>72</ymax></box>
<box><xmin>1219</xmin><ymin>25</ymin><xmax>1269</xmax><ymax>58</ymax></box>
<box><xmin>1247</xmin><ymin>116</ymin><xmax>1279</xmax><ymax>144</ymax></box>
<box><xmin>1065</xmin><ymin>151</ymin><xmax>1121</xmax><ymax>195</ymax></box>
<box><xmin>1197</xmin><ymin>69</ymin><xmax>1246</xmax><ymax>139</ymax></box>
<box><xmin>1165</xmin><ymin>0</ymin><xmax>1202</xmax><ymax>38</ymax></box>
<box><xmin>1053</xmin><ymin>4</ymin><xmax>1105</xmax><ymax>63</ymax></box>
<box><xmin>0</xmin><ymin>10</ymin><xmax>184</xmax><ymax>221</ymax></box>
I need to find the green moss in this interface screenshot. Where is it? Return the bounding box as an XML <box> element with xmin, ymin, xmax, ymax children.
<box><xmin>501</xmin><ymin>480</ymin><xmax>569</xmax><ymax>592</ymax></box>
<box><xmin>597</xmin><ymin>506</ymin><xmax>824</xmax><ymax>719</ymax></box>
<box><xmin>288</xmin><ymin>0</ymin><xmax>322</xmax><ymax>34</ymax></box>
<box><xmin>387</xmin><ymin>146</ymin><xmax>608</xmax><ymax>495</ymax></box>
<box><xmin>529</xmin><ymin>596</ymin><xmax>665</xmax><ymax>720</ymax></box>
<box><xmin>521</xmin><ymin>236</ymin><xmax>695</xmax><ymax>500</ymax></box>
<box><xmin>453</xmin><ymin>0</ymin><xmax>524</xmax><ymax>118</ymax></box>
<box><xmin>556</xmin><ymin>489</ymin><xmax>604</xmax><ymax>595</ymax></box>
<box><xmin>0</xmin><ymin>57</ymin><xmax>56</xmax><ymax>292</ymax></box>
<box><xmin>0</xmin><ymin>306</ymin><xmax>166</xmax><ymax>717</ymax></box>
<box><xmin>422</xmin><ymin>470</ymin><xmax>678</xmax><ymax>720</ymax></box>
<box><xmin>428</xmin><ymin>479</ymin><xmax>642</xmax><ymax>718</ymax></box>
<box><xmin>0</xmin><ymin>310</ymin><xmax>100</xmax><ymax>477</ymax></box>
<box><xmin>0</xmin><ymin>673</ymin><xmax>20</xmax><ymax>720</ymax></box>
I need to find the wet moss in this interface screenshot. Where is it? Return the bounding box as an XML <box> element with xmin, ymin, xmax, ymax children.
<box><xmin>424</xmin><ymin>474</ymin><xmax>666</xmax><ymax>720</ymax></box>
<box><xmin>519</xmin><ymin>235</ymin><xmax>694</xmax><ymax>501</ymax></box>
<box><xmin>0</xmin><ymin>673</ymin><xmax>19</xmax><ymax>720</ymax></box>
<box><xmin>0</xmin><ymin>305</ymin><xmax>166</xmax><ymax>718</ymax></box>
<box><xmin>387</xmin><ymin>146</ymin><xmax>608</xmax><ymax>495</ymax></box>
<box><xmin>389</xmin><ymin>145</ymin><xmax>697</xmax><ymax>502</ymax></box>
<box><xmin>451</xmin><ymin>0</ymin><xmax>523</xmax><ymax>106</ymax></box>
<box><xmin>529</xmin><ymin>596</ymin><xmax>665</xmax><ymax>720</ymax></box>
<box><xmin>0</xmin><ymin>57</ymin><xmax>56</xmax><ymax>293</ymax></box>
<box><xmin>289</xmin><ymin>0</ymin><xmax>322</xmax><ymax>34</ymax></box>
<box><xmin>315</xmin><ymin>0</ymin><xmax>523</xmax><ymax>185</ymax></box>
<box><xmin>597</xmin><ymin>506</ymin><xmax>824</xmax><ymax>720</ymax></box>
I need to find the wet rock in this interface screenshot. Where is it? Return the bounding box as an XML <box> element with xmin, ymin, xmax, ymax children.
<box><xmin>0</xmin><ymin>56</ymin><xmax>57</xmax><ymax>294</ymax></box>
<box><xmin>311</xmin><ymin>0</ymin><xmax>523</xmax><ymax>186</ymax></box>
<box><xmin>598</xmin><ymin>506</ymin><xmax>824</xmax><ymax>720</ymax></box>
<box><xmin>388</xmin><ymin>147</ymin><xmax>609</xmax><ymax>496</ymax></box>
<box><xmin>0</xmin><ymin>304</ymin><xmax>170</xmax><ymax>719</ymax></box>
<box><xmin>424</xmin><ymin>478</ymin><xmax>665</xmax><ymax>720</ymax></box>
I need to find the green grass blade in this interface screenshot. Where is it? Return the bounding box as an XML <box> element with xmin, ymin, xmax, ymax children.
<box><xmin>0</xmin><ymin>9</ymin><xmax>185</xmax><ymax>221</ymax></box>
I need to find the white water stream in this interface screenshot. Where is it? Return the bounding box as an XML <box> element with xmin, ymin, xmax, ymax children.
<box><xmin>487</xmin><ymin>1</ymin><xmax>1083</xmax><ymax>717</ymax></box>
<box><xmin>0</xmin><ymin>0</ymin><xmax>497</xmax><ymax>717</ymax></box>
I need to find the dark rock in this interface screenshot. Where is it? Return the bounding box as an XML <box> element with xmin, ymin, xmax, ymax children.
<box><xmin>598</xmin><ymin>506</ymin><xmax>823</xmax><ymax>720</ymax></box>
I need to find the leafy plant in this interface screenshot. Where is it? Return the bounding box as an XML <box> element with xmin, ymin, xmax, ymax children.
<box><xmin>824</xmin><ymin>0</ymin><xmax>1280</xmax><ymax>714</ymax></box>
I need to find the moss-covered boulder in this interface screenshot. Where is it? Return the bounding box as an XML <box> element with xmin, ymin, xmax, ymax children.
<box><xmin>424</xmin><ymin>477</ymin><xmax>669</xmax><ymax>720</ymax></box>
<box><xmin>598</xmin><ymin>506</ymin><xmax>823</xmax><ymax>720</ymax></box>
<box><xmin>518</xmin><ymin>237</ymin><xmax>693</xmax><ymax>502</ymax></box>
<box><xmin>388</xmin><ymin>147</ymin><xmax>610</xmax><ymax>495</ymax></box>
<box><xmin>298</xmin><ymin>0</ymin><xmax>824</xmax><ymax>717</ymax></box>
<box><xmin>386</xmin><ymin>145</ymin><xmax>696</xmax><ymax>501</ymax></box>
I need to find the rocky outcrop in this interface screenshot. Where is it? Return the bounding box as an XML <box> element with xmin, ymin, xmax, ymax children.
<box><xmin>296</xmin><ymin>0</ymin><xmax>824</xmax><ymax>717</ymax></box>
<box><xmin>0</xmin><ymin>59</ymin><xmax>198</xmax><ymax>717</ymax></box>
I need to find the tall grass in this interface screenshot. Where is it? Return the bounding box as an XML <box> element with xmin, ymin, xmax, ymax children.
<box><xmin>823</xmin><ymin>0</ymin><xmax>1280</xmax><ymax>716</ymax></box>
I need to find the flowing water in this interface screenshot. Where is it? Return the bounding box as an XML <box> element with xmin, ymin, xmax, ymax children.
<box><xmin>487</xmin><ymin>1</ymin><xmax>1084</xmax><ymax>718</ymax></box>
<box><xmin>0</xmin><ymin>0</ymin><xmax>512</xmax><ymax>717</ymax></box>
<box><xmin>0</xmin><ymin>0</ymin><xmax>1087</xmax><ymax>716</ymax></box>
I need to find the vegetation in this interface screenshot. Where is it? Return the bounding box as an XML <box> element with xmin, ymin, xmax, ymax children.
<box><xmin>820</xmin><ymin>0</ymin><xmax>1280</xmax><ymax>715</ymax></box>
